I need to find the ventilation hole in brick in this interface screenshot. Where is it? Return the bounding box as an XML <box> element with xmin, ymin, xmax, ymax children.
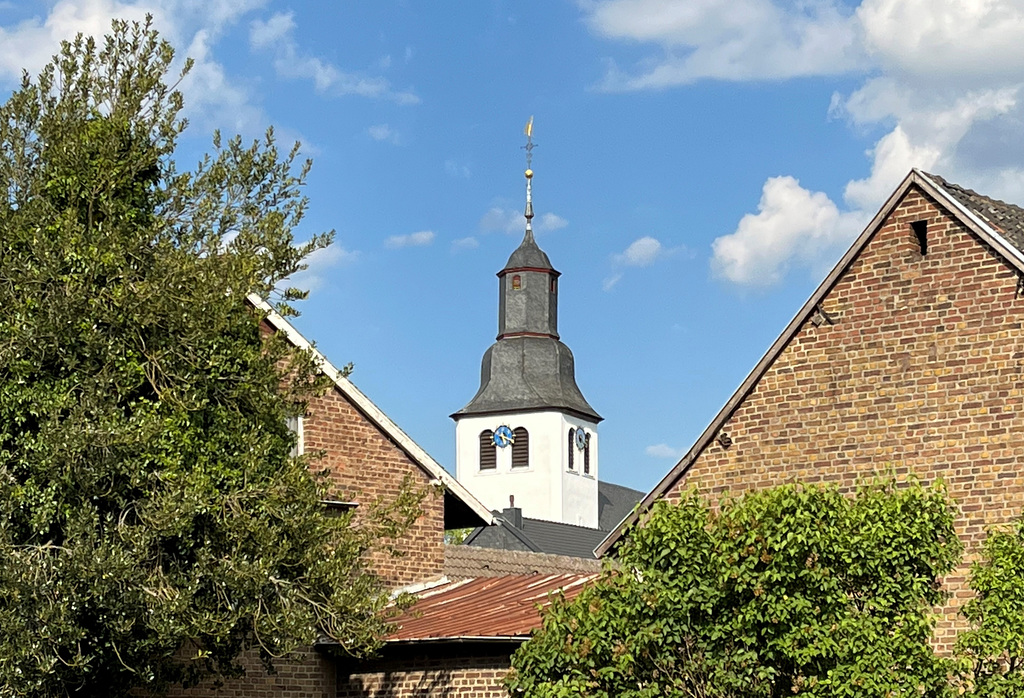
<box><xmin>912</xmin><ymin>220</ymin><xmax>928</xmax><ymax>255</ymax></box>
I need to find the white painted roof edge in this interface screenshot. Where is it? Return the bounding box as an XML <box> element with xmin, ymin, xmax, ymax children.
<box><xmin>246</xmin><ymin>294</ymin><xmax>495</xmax><ymax>527</ymax></box>
<box><xmin>914</xmin><ymin>169</ymin><xmax>1024</xmax><ymax>273</ymax></box>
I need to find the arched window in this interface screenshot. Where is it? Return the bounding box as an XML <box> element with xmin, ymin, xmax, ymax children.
<box><xmin>512</xmin><ymin>427</ymin><xmax>529</xmax><ymax>468</ymax></box>
<box><xmin>479</xmin><ymin>430</ymin><xmax>496</xmax><ymax>470</ymax></box>
<box><xmin>512</xmin><ymin>274</ymin><xmax>522</xmax><ymax>290</ymax></box>
<box><xmin>583</xmin><ymin>433</ymin><xmax>591</xmax><ymax>475</ymax></box>
<box><xmin>567</xmin><ymin>428</ymin><xmax>575</xmax><ymax>470</ymax></box>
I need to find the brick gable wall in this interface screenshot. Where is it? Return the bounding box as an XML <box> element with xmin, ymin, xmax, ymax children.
<box><xmin>304</xmin><ymin>385</ymin><xmax>445</xmax><ymax>588</ymax></box>
<box><xmin>666</xmin><ymin>186</ymin><xmax>1024</xmax><ymax>652</ymax></box>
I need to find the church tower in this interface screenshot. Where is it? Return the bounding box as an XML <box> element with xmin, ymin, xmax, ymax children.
<box><xmin>452</xmin><ymin>128</ymin><xmax>602</xmax><ymax>528</ymax></box>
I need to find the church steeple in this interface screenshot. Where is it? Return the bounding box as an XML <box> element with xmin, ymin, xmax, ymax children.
<box><xmin>452</xmin><ymin>119</ymin><xmax>601</xmax><ymax>529</ymax></box>
<box><xmin>452</xmin><ymin>125</ymin><xmax>599</xmax><ymax>422</ymax></box>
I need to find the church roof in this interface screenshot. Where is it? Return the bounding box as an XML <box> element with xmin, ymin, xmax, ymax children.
<box><xmin>452</xmin><ymin>336</ymin><xmax>601</xmax><ymax>421</ymax></box>
<box><xmin>463</xmin><ymin>481</ymin><xmax>644</xmax><ymax>558</ymax></box>
<box><xmin>594</xmin><ymin>169</ymin><xmax>1024</xmax><ymax>557</ymax></box>
<box><xmin>503</xmin><ymin>229</ymin><xmax>554</xmax><ymax>271</ymax></box>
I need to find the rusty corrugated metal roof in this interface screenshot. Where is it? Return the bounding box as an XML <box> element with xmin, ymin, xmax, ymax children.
<box><xmin>387</xmin><ymin>574</ymin><xmax>596</xmax><ymax>642</ymax></box>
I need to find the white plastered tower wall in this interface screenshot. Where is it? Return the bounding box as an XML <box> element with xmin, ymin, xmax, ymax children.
<box><xmin>455</xmin><ymin>411</ymin><xmax>599</xmax><ymax>527</ymax></box>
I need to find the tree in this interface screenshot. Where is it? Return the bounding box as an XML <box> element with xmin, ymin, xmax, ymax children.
<box><xmin>508</xmin><ymin>478</ymin><xmax>962</xmax><ymax>698</ymax></box>
<box><xmin>957</xmin><ymin>518</ymin><xmax>1024</xmax><ymax>697</ymax></box>
<box><xmin>0</xmin><ymin>19</ymin><xmax>421</xmax><ymax>697</ymax></box>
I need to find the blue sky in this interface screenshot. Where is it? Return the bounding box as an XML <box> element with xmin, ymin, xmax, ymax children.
<box><xmin>3</xmin><ymin>1</ymin><xmax>1024</xmax><ymax>494</ymax></box>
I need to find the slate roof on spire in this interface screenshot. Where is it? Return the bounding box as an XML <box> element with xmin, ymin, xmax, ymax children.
<box><xmin>452</xmin><ymin>336</ymin><xmax>602</xmax><ymax>421</ymax></box>
<box><xmin>504</xmin><ymin>229</ymin><xmax>554</xmax><ymax>271</ymax></box>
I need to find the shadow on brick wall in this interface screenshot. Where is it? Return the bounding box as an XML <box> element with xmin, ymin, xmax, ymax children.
<box><xmin>340</xmin><ymin>668</ymin><xmax>457</xmax><ymax>697</ymax></box>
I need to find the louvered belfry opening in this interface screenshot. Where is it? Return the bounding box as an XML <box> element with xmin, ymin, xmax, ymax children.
<box><xmin>512</xmin><ymin>427</ymin><xmax>529</xmax><ymax>468</ymax></box>
<box><xmin>567</xmin><ymin>428</ymin><xmax>575</xmax><ymax>470</ymax></box>
<box><xmin>479</xmin><ymin>430</ymin><xmax>496</xmax><ymax>470</ymax></box>
<box><xmin>583</xmin><ymin>433</ymin><xmax>591</xmax><ymax>475</ymax></box>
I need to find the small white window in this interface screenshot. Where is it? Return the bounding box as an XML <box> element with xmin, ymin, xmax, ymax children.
<box><xmin>286</xmin><ymin>415</ymin><xmax>304</xmax><ymax>457</ymax></box>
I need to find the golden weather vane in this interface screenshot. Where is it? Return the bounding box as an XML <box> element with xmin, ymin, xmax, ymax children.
<box><xmin>523</xmin><ymin>115</ymin><xmax>535</xmax><ymax>171</ymax></box>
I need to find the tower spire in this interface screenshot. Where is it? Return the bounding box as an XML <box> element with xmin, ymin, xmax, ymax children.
<box><xmin>523</xmin><ymin>116</ymin><xmax>535</xmax><ymax>240</ymax></box>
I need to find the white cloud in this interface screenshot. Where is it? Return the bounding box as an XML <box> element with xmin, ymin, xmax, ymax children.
<box><xmin>605</xmin><ymin>235</ymin><xmax>686</xmax><ymax>290</ymax></box>
<box><xmin>645</xmin><ymin>443</ymin><xmax>685</xmax><ymax>459</ymax></box>
<box><xmin>445</xmin><ymin>159</ymin><xmax>471</xmax><ymax>178</ymax></box>
<box><xmin>602</xmin><ymin>272</ymin><xmax>623</xmax><ymax>291</ymax></box>
<box><xmin>181</xmin><ymin>27</ymin><xmax>265</xmax><ymax>135</ymax></box>
<box><xmin>249</xmin><ymin>12</ymin><xmax>419</xmax><ymax>104</ymax></box>
<box><xmin>0</xmin><ymin>1</ymin><xmax>154</xmax><ymax>82</ymax></box>
<box><xmin>451</xmin><ymin>236</ymin><xmax>479</xmax><ymax>251</ymax></box>
<box><xmin>367</xmin><ymin>123</ymin><xmax>400</xmax><ymax>144</ymax></box>
<box><xmin>248</xmin><ymin>8</ymin><xmax>289</xmax><ymax>47</ymax></box>
<box><xmin>536</xmin><ymin>212</ymin><xmax>569</xmax><ymax>231</ymax></box>
<box><xmin>575</xmin><ymin>0</ymin><xmax>1024</xmax><ymax>286</ymax></box>
<box><xmin>856</xmin><ymin>0</ymin><xmax>1024</xmax><ymax>81</ymax></box>
<box><xmin>385</xmin><ymin>230</ymin><xmax>435</xmax><ymax>249</ymax></box>
<box><xmin>583</xmin><ymin>0</ymin><xmax>865</xmax><ymax>89</ymax></box>
<box><xmin>711</xmin><ymin>176</ymin><xmax>863</xmax><ymax>286</ymax></box>
<box><xmin>479</xmin><ymin>206</ymin><xmax>568</xmax><ymax>235</ymax></box>
<box><xmin>0</xmin><ymin>0</ymin><xmax>271</xmax><ymax>136</ymax></box>
<box><xmin>286</xmin><ymin>243</ymin><xmax>358</xmax><ymax>292</ymax></box>
<box><xmin>614</xmin><ymin>236</ymin><xmax>663</xmax><ymax>267</ymax></box>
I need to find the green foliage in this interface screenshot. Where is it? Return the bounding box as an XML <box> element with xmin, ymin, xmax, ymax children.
<box><xmin>958</xmin><ymin>518</ymin><xmax>1024</xmax><ymax>697</ymax></box>
<box><xmin>444</xmin><ymin>527</ymin><xmax>473</xmax><ymax>545</ymax></box>
<box><xmin>508</xmin><ymin>478</ymin><xmax>962</xmax><ymax>698</ymax></box>
<box><xmin>0</xmin><ymin>19</ymin><xmax>422</xmax><ymax>697</ymax></box>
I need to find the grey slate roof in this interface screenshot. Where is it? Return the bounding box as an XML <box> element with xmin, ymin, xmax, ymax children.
<box><xmin>924</xmin><ymin>172</ymin><xmax>1024</xmax><ymax>252</ymax></box>
<box><xmin>598</xmin><ymin>481</ymin><xmax>647</xmax><ymax>531</ymax></box>
<box><xmin>453</xmin><ymin>336</ymin><xmax>601</xmax><ymax>421</ymax></box>
<box><xmin>504</xmin><ymin>229</ymin><xmax>554</xmax><ymax>270</ymax></box>
<box><xmin>464</xmin><ymin>481</ymin><xmax>644</xmax><ymax>559</ymax></box>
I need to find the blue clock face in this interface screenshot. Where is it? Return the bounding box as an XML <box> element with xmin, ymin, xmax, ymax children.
<box><xmin>574</xmin><ymin>428</ymin><xmax>587</xmax><ymax>450</ymax></box>
<box><xmin>493</xmin><ymin>425</ymin><xmax>514</xmax><ymax>448</ymax></box>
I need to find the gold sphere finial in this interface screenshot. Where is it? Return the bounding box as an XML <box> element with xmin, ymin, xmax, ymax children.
<box><xmin>525</xmin><ymin>168</ymin><xmax>533</xmax><ymax>179</ymax></box>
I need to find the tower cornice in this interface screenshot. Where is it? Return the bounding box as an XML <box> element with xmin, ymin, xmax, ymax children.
<box><xmin>497</xmin><ymin>266</ymin><xmax>562</xmax><ymax>278</ymax></box>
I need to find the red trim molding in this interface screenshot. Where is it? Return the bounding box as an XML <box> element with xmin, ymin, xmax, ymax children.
<box><xmin>497</xmin><ymin>331</ymin><xmax>558</xmax><ymax>340</ymax></box>
<box><xmin>497</xmin><ymin>267</ymin><xmax>562</xmax><ymax>278</ymax></box>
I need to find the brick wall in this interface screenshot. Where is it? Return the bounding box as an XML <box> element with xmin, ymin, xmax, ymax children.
<box><xmin>163</xmin><ymin>647</ymin><xmax>335</xmax><ymax>698</ymax></box>
<box><xmin>337</xmin><ymin>652</ymin><xmax>511</xmax><ymax>698</ymax></box>
<box><xmin>666</xmin><ymin>186</ymin><xmax>1024</xmax><ymax>652</ymax></box>
<box><xmin>304</xmin><ymin>385</ymin><xmax>445</xmax><ymax>588</ymax></box>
